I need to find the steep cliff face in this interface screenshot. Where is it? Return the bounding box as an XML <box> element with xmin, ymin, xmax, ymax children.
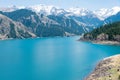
<box><xmin>86</xmin><ymin>54</ymin><xmax>120</xmax><ymax>80</ymax></box>
<box><xmin>0</xmin><ymin>14</ymin><xmax>36</xmax><ymax>40</ymax></box>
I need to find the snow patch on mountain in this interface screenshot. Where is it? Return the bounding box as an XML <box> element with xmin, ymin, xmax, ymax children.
<box><xmin>0</xmin><ymin>5</ymin><xmax>120</xmax><ymax>20</ymax></box>
<box><xmin>28</xmin><ymin>4</ymin><xmax>56</xmax><ymax>14</ymax></box>
<box><xmin>28</xmin><ymin>5</ymin><xmax>120</xmax><ymax>20</ymax></box>
<box><xmin>94</xmin><ymin>6</ymin><xmax>120</xmax><ymax>20</ymax></box>
<box><xmin>67</xmin><ymin>8</ymin><xmax>92</xmax><ymax>16</ymax></box>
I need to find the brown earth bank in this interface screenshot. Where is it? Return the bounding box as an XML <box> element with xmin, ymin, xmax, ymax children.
<box><xmin>85</xmin><ymin>54</ymin><xmax>120</xmax><ymax>80</ymax></box>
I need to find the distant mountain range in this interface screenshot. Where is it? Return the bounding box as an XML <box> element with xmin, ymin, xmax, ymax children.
<box><xmin>1</xmin><ymin>5</ymin><xmax>120</xmax><ymax>20</ymax></box>
<box><xmin>0</xmin><ymin>5</ymin><xmax>120</xmax><ymax>40</ymax></box>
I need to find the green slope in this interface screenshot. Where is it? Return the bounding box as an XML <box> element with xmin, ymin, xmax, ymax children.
<box><xmin>83</xmin><ymin>21</ymin><xmax>120</xmax><ymax>42</ymax></box>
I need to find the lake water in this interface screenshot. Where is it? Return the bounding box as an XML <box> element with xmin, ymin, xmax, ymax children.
<box><xmin>0</xmin><ymin>36</ymin><xmax>120</xmax><ymax>80</ymax></box>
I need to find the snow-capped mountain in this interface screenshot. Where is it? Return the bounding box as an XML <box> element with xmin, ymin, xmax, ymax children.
<box><xmin>0</xmin><ymin>5</ymin><xmax>120</xmax><ymax>20</ymax></box>
<box><xmin>66</xmin><ymin>8</ymin><xmax>92</xmax><ymax>16</ymax></box>
<box><xmin>28</xmin><ymin>5</ymin><xmax>94</xmax><ymax>17</ymax></box>
<box><xmin>0</xmin><ymin>4</ymin><xmax>120</xmax><ymax>39</ymax></box>
<box><xmin>27</xmin><ymin>4</ymin><xmax>56</xmax><ymax>14</ymax></box>
<box><xmin>94</xmin><ymin>6</ymin><xmax>120</xmax><ymax>20</ymax></box>
<box><xmin>27</xmin><ymin>5</ymin><xmax>120</xmax><ymax>20</ymax></box>
<box><xmin>28</xmin><ymin>4</ymin><xmax>68</xmax><ymax>16</ymax></box>
<box><xmin>1</xmin><ymin>4</ymin><xmax>120</xmax><ymax>32</ymax></box>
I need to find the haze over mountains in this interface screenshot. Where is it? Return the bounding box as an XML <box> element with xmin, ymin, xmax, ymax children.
<box><xmin>0</xmin><ymin>4</ymin><xmax>120</xmax><ymax>40</ymax></box>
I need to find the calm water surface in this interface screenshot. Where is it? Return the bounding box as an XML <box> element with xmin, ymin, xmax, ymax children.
<box><xmin>0</xmin><ymin>36</ymin><xmax>120</xmax><ymax>80</ymax></box>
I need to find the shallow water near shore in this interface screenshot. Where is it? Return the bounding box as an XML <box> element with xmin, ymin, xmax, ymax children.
<box><xmin>0</xmin><ymin>36</ymin><xmax>120</xmax><ymax>80</ymax></box>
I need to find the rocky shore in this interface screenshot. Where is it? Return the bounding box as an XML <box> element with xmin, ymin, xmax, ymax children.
<box><xmin>79</xmin><ymin>33</ymin><xmax>120</xmax><ymax>45</ymax></box>
<box><xmin>93</xmin><ymin>40</ymin><xmax>120</xmax><ymax>45</ymax></box>
<box><xmin>85</xmin><ymin>54</ymin><xmax>120</xmax><ymax>80</ymax></box>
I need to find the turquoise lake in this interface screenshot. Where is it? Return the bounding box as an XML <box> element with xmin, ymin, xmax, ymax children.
<box><xmin>0</xmin><ymin>36</ymin><xmax>120</xmax><ymax>80</ymax></box>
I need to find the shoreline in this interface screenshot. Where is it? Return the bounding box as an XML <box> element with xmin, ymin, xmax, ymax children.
<box><xmin>85</xmin><ymin>54</ymin><xmax>120</xmax><ymax>80</ymax></box>
<box><xmin>92</xmin><ymin>40</ymin><xmax>120</xmax><ymax>45</ymax></box>
<box><xmin>0</xmin><ymin>35</ymin><xmax>81</xmax><ymax>41</ymax></box>
<box><xmin>79</xmin><ymin>38</ymin><xmax>120</xmax><ymax>45</ymax></box>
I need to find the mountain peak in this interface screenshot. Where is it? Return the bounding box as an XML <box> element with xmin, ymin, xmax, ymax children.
<box><xmin>0</xmin><ymin>5</ymin><xmax>120</xmax><ymax>20</ymax></box>
<box><xmin>94</xmin><ymin>6</ymin><xmax>120</xmax><ymax>20</ymax></box>
<box><xmin>28</xmin><ymin>4</ymin><xmax>58</xmax><ymax>14</ymax></box>
<box><xmin>67</xmin><ymin>8</ymin><xmax>91</xmax><ymax>16</ymax></box>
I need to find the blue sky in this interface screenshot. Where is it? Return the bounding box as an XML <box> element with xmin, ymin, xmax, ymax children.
<box><xmin>0</xmin><ymin>0</ymin><xmax>120</xmax><ymax>10</ymax></box>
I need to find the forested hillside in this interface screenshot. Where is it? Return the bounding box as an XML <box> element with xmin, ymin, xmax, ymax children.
<box><xmin>82</xmin><ymin>21</ymin><xmax>120</xmax><ymax>42</ymax></box>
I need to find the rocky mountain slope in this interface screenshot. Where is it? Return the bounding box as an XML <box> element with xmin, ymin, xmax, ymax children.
<box><xmin>0</xmin><ymin>9</ymin><xmax>93</xmax><ymax>37</ymax></box>
<box><xmin>0</xmin><ymin>14</ymin><xmax>36</xmax><ymax>40</ymax></box>
<box><xmin>0</xmin><ymin>9</ymin><xmax>66</xmax><ymax>37</ymax></box>
<box><xmin>86</xmin><ymin>54</ymin><xmax>120</xmax><ymax>80</ymax></box>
